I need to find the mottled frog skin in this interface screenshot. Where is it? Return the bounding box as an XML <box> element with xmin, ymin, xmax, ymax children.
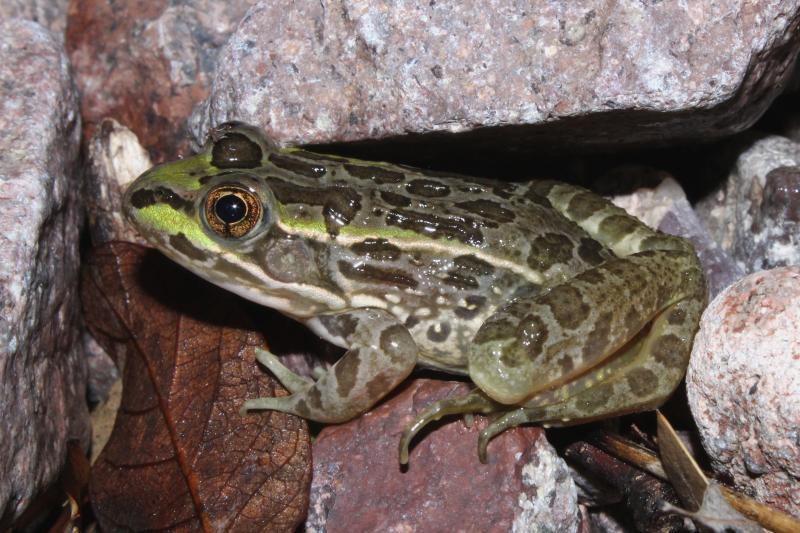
<box><xmin>124</xmin><ymin>122</ymin><xmax>706</xmax><ymax>463</ymax></box>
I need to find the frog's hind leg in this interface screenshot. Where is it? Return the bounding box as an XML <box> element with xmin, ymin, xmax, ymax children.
<box><xmin>242</xmin><ymin>308</ymin><xmax>418</xmax><ymax>423</ymax></box>
<box><xmin>473</xmin><ymin>294</ymin><xmax>706</xmax><ymax>461</ymax></box>
<box><xmin>398</xmin><ymin>390</ymin><xmax>500</xmax><ymax>464</ymax></box>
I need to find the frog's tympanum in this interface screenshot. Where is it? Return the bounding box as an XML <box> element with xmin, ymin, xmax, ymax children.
<box><xmin>124</xmin><ymin>122</ymin><xmax>705</xmax><ymax>463</ymax></box>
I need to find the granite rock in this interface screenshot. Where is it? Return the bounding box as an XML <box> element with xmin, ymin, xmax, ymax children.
<box><xmin>66</xmin><ymin>0</ymin><xmax>259</xmax><ymax>162</ymax></box>
<box><xmin>0</xmin><ymin>0</ymin><xmax>69</xmax><ymax>40</ymax></box>
<box><xmin>307</xmin><ymin>379</ymin><xmax>580</xmax><ymax>533</ymax></box>
<box><xmin>193</xmin><ymin>0</ymin><xmax>800</xmax><ymax>151</ymax></box>
<box><xmin>687</xmin><ymin>267</ymin><xmax>800</xmax><ymax>518</ymax></box>
<box><xmin>0</xmin><ymin>19</ymin><xmax>87</xmax><ymax>521</ymax></box>
<box><xmin>697</xmin><ymin>134</ymin><xmax>800</xmax><ymax>273</ymax></box>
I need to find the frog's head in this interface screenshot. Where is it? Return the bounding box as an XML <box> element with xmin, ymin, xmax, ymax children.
<box><xmin>123</xmin><ymin>122</ymin><xmax>336</xmax><ymax>315</ymax></box>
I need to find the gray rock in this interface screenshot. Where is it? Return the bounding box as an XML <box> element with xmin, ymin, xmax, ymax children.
<box><xmin>687</xmin><ymin>267</ymin><xmax>800</xmax><ymax>519</ymax></box>
<box><xmin>192</xmin><ymin>0</ymin><xmax>800</xmax><ymax>150</ymax></box>
<box><xmin>0</xmin><ymin>19</ymin><xmax>87</xmax><ymax>520</ymax></box>
<box><xmin>0</xmin><ymin>0</ymin><xmax>68</xmax><ymax>40</ymax></box>
<box><xmin>697</xmin><ymin>134</ymin><xmax>800</xmax><ymax>273</ymax></box>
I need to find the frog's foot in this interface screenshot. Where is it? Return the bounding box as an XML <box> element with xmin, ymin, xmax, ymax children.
<box><xmin>242</xmin><ymin>308</ymin><xmax>418</xmax><ymax>423</ymax></box>
<box><xmin>398</xmin><ymin>390</ymin><xmax>499</xmax><ymax>464</ymax></box>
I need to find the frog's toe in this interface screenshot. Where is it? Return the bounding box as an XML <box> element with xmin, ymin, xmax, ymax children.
<box><xmin>240</xmin><ymin>396</ymin><xmax>295</xmax><ymax>416</ymax></box>
<box><xmin>477</xmin><ymin>408</ymin><xmax>533</xmax><ymax>463</ymax></box>
<box><xmin>398</xmin><ymin>390</ymin><xmax>499</xmax><ymax>464</ymax></box>
<box><xmin>254</xmin><ymin>348</ymin><xmax>313</xmax><ymax>394</ymax></box>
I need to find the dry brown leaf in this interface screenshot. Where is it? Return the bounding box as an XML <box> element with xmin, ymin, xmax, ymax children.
<box><xmin>81</xmin><ymin>242</ymin><xmax>311</xmax><ymax>532</ymax></box>
<box><xmin>656</xmin><ymin>410</ymin><xmax>708</xmax><ymax>512</ymax></box>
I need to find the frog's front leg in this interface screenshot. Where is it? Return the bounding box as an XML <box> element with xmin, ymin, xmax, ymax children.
<box><xmin>242</xmin><ymin>308</ymin><xmax>418</xmax><ymax>423</ymax></box>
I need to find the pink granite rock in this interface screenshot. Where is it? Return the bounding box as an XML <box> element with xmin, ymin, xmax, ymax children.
<box><xmin>307</xmin><ymin>379</ymin><xmax>579</xmax><ymax>532</ymax></box>
<box><xmin>66</xmin><ymin>0</ymin><xmax>259</xmax><ymax>162</ymax></box>
<box><xmin>687</xmin><ymin>267</ymin><xmax>800</xmax><ymax>518</ymax></box>
<box><xmin>193</xmin><ymin>1</ymin><xmax>800</xmax><ymax>150</ymax></box>
<box><xmin>0</xmin><ymin>1</ymin><xmax>68</xmax><ymax>39</ymax></box>
<box><xmin>0</xmin><ymin>19</ymin><xmax>87</xmax><ymax>520</ymax></box>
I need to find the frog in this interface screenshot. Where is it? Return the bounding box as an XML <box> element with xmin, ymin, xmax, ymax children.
<box><xmin>123</xmin><ymin>122</ymin><xmax>706</xmax><ymax>464</ymax></box>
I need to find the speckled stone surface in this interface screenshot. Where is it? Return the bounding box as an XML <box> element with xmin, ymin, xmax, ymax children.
<box><xmin>66</xmin><ymin>0</ymin><xmax>259</xmax><ymax>162</ymax></box>
<box><xmin>192</xmin><ymin>0</ymin><xmax>800</xmax><ymax>150</ymax></box>
<box><xmin>0</xmin><ymin>0</ymin><xmax>68</xmax><ymax>40</ymax></box>
<box><xmin>307</xmin><ymin>379</ymin><xmax>579</xmax><ymax>533</ymax></box>
<box><xmin>697</xmin><ymin>134</ymin><xmax>800</xmax><ymax>273</ymax></box>
<box><xmin>687</xmin><ymin>267</ymin><xmax>800</xmax><ymax>518</ymax></box>
<box><xmin>0</xmin><ymin>19</ymin><xmax>87</xmax><ymax>520</ymax></box>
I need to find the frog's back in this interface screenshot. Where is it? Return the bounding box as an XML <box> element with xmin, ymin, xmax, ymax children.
<box><xmin>265</xmin><ymin>151</ymin><xmax>616</xmax><ymax>368</ymax></box>
<box><xmin>267</xmin><ymin>149</ymin><xmax>615</xmax><ymax>286</ymax></box>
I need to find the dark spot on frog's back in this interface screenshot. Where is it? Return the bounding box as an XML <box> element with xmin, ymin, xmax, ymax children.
<box><xmin>582</xmin><ymin>382</ymin><xmax>615</xmax><ymax>411</ymax></box>
<box><xmin>652</xmin><ymin>333</ymin><xmax>686</xmax><ymax>367</ymax></box>
<box><xmin>566</xmin><ymin>191</ymin><xmax>608</xmax><ymax>222</ymax></box>
<box><xmin>385</xmin><ymin>208</ymin><xmax>484</xmax><ymax>246</ymax></box>
<box><xmin>582</xmin><ymin>311</ymin><xmax>611</xmax><ymax>359</ymax></box>
<box><xmin>426</xmin><ymin>322</ymin><xmax>451</xmax><ymax>342</ymax></box>
<box><xmin>454</xmin><ymin>295</ymin><xmax>486</xmax><ymax>319</ymax></box>
<box><xmin>541</xmin><ymin>285</ymin><xmax>590</xmax><ymax>330</ymax></box>
<box><xmin>455</xmin><ymin>199</ymin><xmax>515</xmax><ymax>223</ymax></box>
<box><xmin>527</xmin><ymin>233</ymin><xmax>575</xmax><ymax>271</ymax></box>
<box><xmin>405</xmin><ymin>179</ymin><xmax>451</xmax><ymax>198</ymax></box>
<box><xmin>130</xmin><ymin>187</ymin><xmax>194</xmax><ymax>214</ymax></box>
<box><xmin>350</xmin><ymin>238</ymin><xmax>402</xmax><ymax>261</ymax></box>
<box><xmin>337</xmin><ymin>261</ymin><xmax>418</xmax><ymax>288</ymax></box>
<box><xmin>626</xmin><ymin>367</ymin><xmax>658</xmax><ymax>396</ymax></box>
<box><xmin>577</xmin><ymin>237</ymin><xmax>610</xmax><ymax>266</ymax></box>
<box><xmin>379</xmin><ymin>190</ymin><xmax>412</xmax><ymax>207</ymax></box>
<box><xmin>667</xmin><ymin>308</ymin><xmax>686</xmax><ymax>325</ymax></box>
<box><xmin>380</xmin><ymin>324</ymin><xmax>413</xmax><ymax>364</ymax></box>
<box><xmin>453</xmin><ymin>255</ymin><xmax>495</xmax><ymax>276</ymax></box>
<box><xmin>442</xmin><ymin>271</ymin><xmax>479</xmax><ymax>289</ymax></box>
<box><xmin>599</xmin><ymin>215</ymin><xmax>641</xmax><ymax>243</ymax></box>
<box><xmin>168</xmin><ymin>233</ymin><xmax>207</xmax><ymax>261</ymax></box>
<box><xmin>343</xmin><ymin>163</ymin><xmax>405</xmax><ymax>184</ymax></box>
<box><xmin>335</xmin><ymin>350</ymin><xmax>360</xmax><ymax>398</ymax></box>
<box><xmin>265</xmin><ymin>177</ymin><xmax>361</xmax><ymax>235</ymax></box>
<box><xmin>268</xmin><ymin>152</ymin><xmax>327</xmax><ymax>178</ymax></box>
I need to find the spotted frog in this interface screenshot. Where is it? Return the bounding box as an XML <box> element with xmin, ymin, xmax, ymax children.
<box><xmin>124</xmin><ymin>122</ymin><xmax>705</xmax><ymax>463</ymax></box>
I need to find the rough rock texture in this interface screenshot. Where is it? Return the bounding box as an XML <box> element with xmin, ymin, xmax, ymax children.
<box><xmin>687</xmin><ymin>267</ymin><xmax>800</xmax><ymax>518</ymax></box>
<box><xmin>609</xmin><ymin>170</ymin><xmax>743</xmax><ymax>297</ymax></box>
<box><xmin>66</xmin><ymin>0</ymin><xmax>259</xmax><ymax>162</ymax></box>
<box><xmin>0</xmin><ymin>19</ymin><xmax>87</xmax><ymax>521</ymax></box>
<box><xmin>697</xmin><ymin>134</ymin><xmax>800</xmax><ymax>273</ymax></box>
<box><xmin>192</xmin><ymin>0</ymin><xmax>800</xmax><ymax>150</ymax></box>
<box><xmin>307</xmin><ymin>379</ymin><xmax>579</xmax><ymax>533</ymax></box>
<box><xmin>0</xmin><ymin>0</ymin><xmax>69</xmax><ymax>39</ymax></box>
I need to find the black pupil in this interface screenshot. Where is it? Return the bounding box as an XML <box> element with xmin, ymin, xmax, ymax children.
<box><xmin>215</xmin><ymin>194</ymin><xmax>246</xmax><ymax>224</ymax></box>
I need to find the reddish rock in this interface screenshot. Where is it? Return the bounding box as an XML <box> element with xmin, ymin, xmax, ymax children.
<box><xmin>66</xmin><ymin>0</ymin><xmax>258</xmax><ymax>161</ymax></box>
<box><xmin>687</xmin><ymin>267</ymin><xmax>800</xmax><ymax>518</ymax></box>
<box><xmin>0</xmin><ymin>19</ymin><xmax>87</xmax><ymax>520</ymax></box>
<box><xmin>193</xmin><ymin>1</ymin><xmax>800</xmax><ymax>151</ymax></box>
<box><xmin>308</xmin><ymin>379</ymin><xmax>579</xmax><ymax>532</ymax></box>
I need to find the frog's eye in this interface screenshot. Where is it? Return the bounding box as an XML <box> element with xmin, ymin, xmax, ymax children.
<box><xmin>211</xmin><ymin>132</ymin><xmax>263</xmax><ymax>169</ymax></box>
<box><xmin>204</xmin><ymin>185</ymin><xmax>263</xmax><ymax>238</ymax></box>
